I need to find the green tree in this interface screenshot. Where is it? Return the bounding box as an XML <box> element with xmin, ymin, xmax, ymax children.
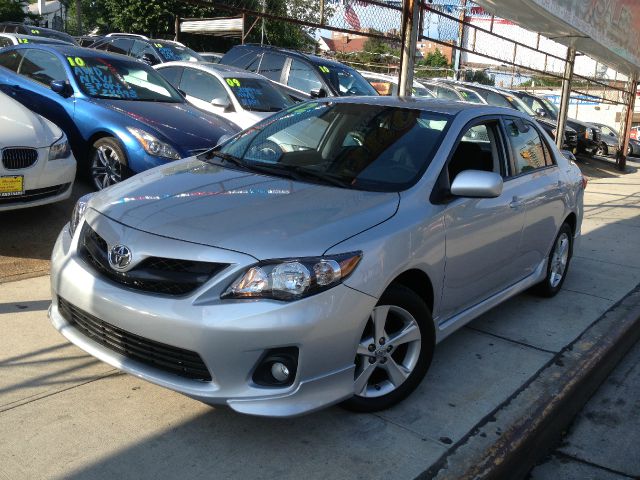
<box><xmin>0</xmin><ymin>0</ymin><xmax>34</xmax><ymax>23</ymax></box>
<box><xmin>415</xmin><ymin>48</ymin><xmax>451</xmax><ymax>79</ymax></box>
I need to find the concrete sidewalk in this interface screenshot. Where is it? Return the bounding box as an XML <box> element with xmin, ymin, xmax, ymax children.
<box><xmin>530</xmin><ymin>339</ymin><xmax>640</xmax><ymax>479</ymax></box>
<box><xmin>0</xmin><ymin>158</ymin><xmax>639</xmax><ymax>480</ymax></box>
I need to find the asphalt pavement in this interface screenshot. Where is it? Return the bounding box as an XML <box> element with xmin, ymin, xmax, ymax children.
<box><xmin>0</xmin><ymin>156</ymin><xmax>639</xmax><ymax>479</ymax></box>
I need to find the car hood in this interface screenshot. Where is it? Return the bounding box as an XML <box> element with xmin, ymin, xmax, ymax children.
<box><xmin>0</xmin><ymin>91</ymin><xmax>62</xmax><ymax>148</ymax></box>
<box><xmin>93</xmin><ymin>99</ymin><xmax>240</xmax><ymax>152</ymax></box>
<box><xmin>537</xmin><ymin>117</ymin><xmax>576</xmax><ymax>133</ymax></box>
<box><xmin>91</xmin><ymin>158</ymin><xmax>399</xmax><ymax>259</ymax></box>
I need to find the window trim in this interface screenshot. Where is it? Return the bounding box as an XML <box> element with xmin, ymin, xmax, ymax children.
<box><xmin>501</xmin><ymin>116</ymin><xmax>558</xmax><ymax>179</ymax></box>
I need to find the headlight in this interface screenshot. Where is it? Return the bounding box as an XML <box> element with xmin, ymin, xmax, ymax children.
<box><xmin>69</xmin><ymin>193</ymin><xmax>95</xmax><ymax>237</ymax></box>
<box><xmin>126</xmin><ymin>127</ymin><xmax>181</xmax><ymax>160</ymax></box>
<box><xmin>48</xmin><ymin>135</ymin><xmax>70</xmax><ymax>161</ymax></box>
<box><xmin>223</xmin><ymin>252</ymin><xmax>362</xmax><ymax>301</ymax></box>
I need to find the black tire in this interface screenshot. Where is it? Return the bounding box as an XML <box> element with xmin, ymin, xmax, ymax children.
<box><xmin>534</xmin><ymin>222</ymin><xmax>573</xmax><ymax>297</ymax></box>
<box><xmin>341</xmin><ymin>284</ymin><xmax>435</xmax><ymax>413</ymax></box>
<box><xmin>595</xmin><ymin>143</ymin><xmax>608</xmax><ymax>157</ymax></box>
<box><xmin>89</xmin><ymin>137</ymin><xmax>130</xmax><ymax>190</ymax></box>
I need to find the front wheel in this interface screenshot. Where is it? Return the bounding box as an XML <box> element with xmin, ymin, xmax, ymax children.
<box><xmin>341</xmin><ymin>284</ymin><xmax>434</xmax><ymax>412</ymax></box>
<box><xmin>90</xmin><ymin>137</ymin><xmax>130</xmax><ymax>190</ymax></box>
<box><xmin>534</xmin><ymin>223</ymin><xmax>573</xmax><ymax>297</ymax></box>
<box><xmin>595</xmin><ymin>143</ymin><xmax>608</xmax><ymax>157</ymax></box>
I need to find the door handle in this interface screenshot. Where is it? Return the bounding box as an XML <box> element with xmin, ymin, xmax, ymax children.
<box><xmin>509</xmin><ymin>198</ymin><xmax>524</xmax><ymax>209</ymax></box>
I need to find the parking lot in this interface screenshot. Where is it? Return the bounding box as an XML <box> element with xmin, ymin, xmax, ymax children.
<box><xmin>1</xmin><ymin>155</ymin><xmax>639</xmax><ymax>479</ymax></box>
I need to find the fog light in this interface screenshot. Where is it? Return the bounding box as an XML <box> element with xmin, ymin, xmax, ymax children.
<box><xmin>252</xmin><ymin>347</ymin><xmax>298</xmax><ymax>387</ymax></box>
<box><xmin>271</xmin><ymin>362</ymin><xmax>290</xmax><ymax>382</ymax></box>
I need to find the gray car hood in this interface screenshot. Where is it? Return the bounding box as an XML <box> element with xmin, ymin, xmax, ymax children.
<box><xmin>92</xmin><ymin>159</ymin><xmax>399</xmax><ymax>259</ymax></box>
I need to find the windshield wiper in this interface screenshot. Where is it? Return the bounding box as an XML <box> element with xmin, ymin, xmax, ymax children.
<box><xmin>204</xmin><ymin>150</ymin><xmax>251</xmax><ymax>170</ymax></box>
<box><xmin>245</xmin><ymin>163</ymin><xmax>351</xmax><ymax>188</ymax></box>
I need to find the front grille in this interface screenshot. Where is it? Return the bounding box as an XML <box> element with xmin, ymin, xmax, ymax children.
<box><xmin>0</xmin><ymin>183</ymin><xmax>70</xmax><ymax>203</ymax></box>
<box><xmin>78</xmin><ymin>223</ymin><xmax>228</xmax><ymax>296</ymax></box>
<box><xmin>58</xmin><ymin>297</ymin><xmax>212</xmax><ymax>381</ymax></box>
<box><xmin>2</xmin><ymin>148</ymin><xmax>38</xmax><ymax>169</ymax></box>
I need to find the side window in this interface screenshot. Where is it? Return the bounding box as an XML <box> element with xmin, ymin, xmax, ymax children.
<box><xmin>157</xmin><ymin>66</ymin><xmax>183</xmax><ymax>88</ymax></box>
<box><xmin>504</xmin><ymin>119</ymin><xmax>549</xmax><ymax>175</ymax></box>
<box><xmin>0</xmin><ymin>37</ymin><xmax>12</xmax><ymax>48</ymax></box>
<box><xmin>179</xmin><ymin>68</ymin><xmax>227</xmax><ymax>102</ymax></box>
<box><xmin>0</xmin><ymin>49</ymin><xmax>22</xmax><ymax>71</ymax></box>
<box><xmin>448</xmin><ymin>122</ymin><xmax>501</xmax><ymax>182</ymax></box>
<box><xmin>19</xmin><ymin>49</ymin><xmax>67</xmax><ymax>86</ymax></box>
<box><xmin>287</xmin><ymin>58</ymin><xmax>323</xmax><ymax>92</ymax></box>
<box><xmin>130</xmin><ymin>40</ymin><xmax>157</xmax><ymax>60</ymax></box>
<box><xmin>108</xmin><ymin>38</ymin><xmax>133</xmax><ymax>55</ymax></box>
<box><xmin>94</xmin><ymin>40</ymin><xmax>109</xmax><ymax>51</ymax></box>
<box><xmin>258</xmin><ymin>53</ymin><xmax>285</xmax><ymax>81</ymax></box>
<box><xmin>486</xmin><ymin>92</ymin><xmax>512</xmax><ymax>108</ymax></box>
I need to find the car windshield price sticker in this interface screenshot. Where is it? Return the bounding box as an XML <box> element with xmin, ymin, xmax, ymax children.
<box><xmin>156</xmin><ymin>45</ymin><xmax>181</xmax><ymax>61</ymax></box>
<box><xmin>226</xmin><ymin>78</ymin><xmax>241</xmax><ymax>87</ymax></box>
<box><xmin>319</xmin><ymin>66</ymin><xmax>330</xmax><ymax>74</ymax></box>
<box><xmin>67</xmin><ymin>57</ymin><xmax>138</xmax><ymax>99</ymax></box>
<box><xmin>17</xmin><ymin>38</ymin><xmax>29</xmax><ymax>44</ymax></box>
<box><xmin>0</xmin><ymin>175</ymin><xmax>24</xmax><ymax>197</ymax></box>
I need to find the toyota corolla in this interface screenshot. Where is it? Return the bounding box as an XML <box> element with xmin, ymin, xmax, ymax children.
<box><xmin>49</xmin><ymin>97</ymin><xmax>584</xmax><ymax>417</ymax></box>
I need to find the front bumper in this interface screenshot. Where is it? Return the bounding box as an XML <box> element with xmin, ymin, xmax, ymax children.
<box><xmin>49</xmin><ymin>211</ymin><xmax>377</xmax><ymax>417</ymax></box>
<box><xmin>0</xmin><ymin>149</ymin><xmax>76</xmax><ymax>211</ymax></box>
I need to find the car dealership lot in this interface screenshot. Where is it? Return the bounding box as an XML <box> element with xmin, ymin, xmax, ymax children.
<box><xmin>1</xmin><ymin>157</ymin><xmax>639</xmax><ymax>479</ymax></box>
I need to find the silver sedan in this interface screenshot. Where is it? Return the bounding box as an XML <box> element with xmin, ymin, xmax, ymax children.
<box><xmin>49</xmin><ymin>97</ymin><xmax>584</xmax><ymax>417</ymax></box>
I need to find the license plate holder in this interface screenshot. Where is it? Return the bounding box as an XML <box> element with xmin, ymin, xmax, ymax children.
<box><xmin>0</xmin><ymin>175</ymin><xmax>24</xmax><ymax>197</ymax></box>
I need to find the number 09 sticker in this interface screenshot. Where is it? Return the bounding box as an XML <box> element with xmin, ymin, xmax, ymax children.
<box><xmin>225</xmin><ymin>78</ymin><xmax>241</xmax><ymax>87</ymax></box>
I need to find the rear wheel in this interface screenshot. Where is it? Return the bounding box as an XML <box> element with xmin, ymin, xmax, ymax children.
<box><xmin>341</xmin><ymin>284</ymin><xmax>434</xmax><ymax>412</ymax></box>
<box><xmin>90</xmin><ymin>137</ymin><xmax>130</xmax><ymax>190</ymax></box>
<box><xmin>534</xmin><ymin>223</ymin><xmax>573</xmax><ymax>297</ymax></box>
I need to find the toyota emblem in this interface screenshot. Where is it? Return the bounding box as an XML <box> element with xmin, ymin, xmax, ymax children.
<box><xmin>108</xmin><ymin>244</ymin><xmax>132</xmax><ymax>271</ymax></box>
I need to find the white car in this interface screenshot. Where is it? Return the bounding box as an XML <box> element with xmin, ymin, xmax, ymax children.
<box><xmin>0</xmin><ymin>33</ymin><xmax>71</xmax><ymax>48</ymax></box>
<box><xmin>0</xmin><ymin>91</ymin><xmax>76</xmax><ymax>211</ymax></box>
<box><xmin>154</xmin><ymin>62</ymin><xmax>295</xmax><ymax>130</ymax></box>
<box><xmin>360</xmin><ymin>71</ymin><xmax>434</xmax><ymax>97</ymax></box>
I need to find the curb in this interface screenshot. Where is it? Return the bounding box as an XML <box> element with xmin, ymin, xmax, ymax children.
<box><xmin>417</xmin><ymin>283</ymin><xmax>640</xmax><ymax>480</ymax></box>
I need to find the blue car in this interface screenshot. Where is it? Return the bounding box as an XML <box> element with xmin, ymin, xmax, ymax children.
<box><xmin>0</xmin><ymin>44</ymin><xmax>240</xmax><ymax>189</ymax></box>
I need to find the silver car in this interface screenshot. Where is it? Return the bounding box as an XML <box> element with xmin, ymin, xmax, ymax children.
<box><xmin>49</xmin><ymin>97</ymin><xmax>584</xmax><ymax>417</ymax></box>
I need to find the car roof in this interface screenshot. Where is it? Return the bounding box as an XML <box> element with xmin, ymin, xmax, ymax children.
<box><xmin>156</xmin><ymin>61</ymin><xmax>266</xmax><ymax>78</ymax></box>
<box><xmin>0</xmin><ymin>32</ymin><xmax>69</xmax><ymax>44</ymax></box>
<box><xmin>233</xmin><ymin>44</ymin><xmax>355</xmax><ymax>68</ymax></box>
<box><xmin>6</xmin><ymin>43</ymin><xmax>142</xmax><ymax>61</ymax></box>
<box><xmin>314</xmin><ymin>95</ymin><xmax>517</xmax><ymax>116</ymax></box>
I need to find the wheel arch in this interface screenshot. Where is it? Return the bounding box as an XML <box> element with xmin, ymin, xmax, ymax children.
<box><xmin>388</xmin><ymin>268</ymin><xmax>435</xmax><ymax>320</ymax></box>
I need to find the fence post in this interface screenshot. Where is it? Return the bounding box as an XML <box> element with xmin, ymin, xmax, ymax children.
<box><xmin>398</xmin><ymin>0</ymin><xmax>420</xmax><ymax>96</ymax></box>
<box><xmin>556</xmin><ymin>46</ymin><xmax>575</xmax><ymax>151</ymax></box>
<box><xmin>616</xmin><ymin>73</ymin><xmax>638</xmax><ymax>171</ymax></box>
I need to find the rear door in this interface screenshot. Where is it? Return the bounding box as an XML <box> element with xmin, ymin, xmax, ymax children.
<box><xmin>502</xmin><ymin>117</ymin><xmax>565</xmax><ymax>276</ymax></box>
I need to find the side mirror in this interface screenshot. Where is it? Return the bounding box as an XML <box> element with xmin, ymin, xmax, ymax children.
<box><xmin>212</xmin><ymin>97</ymin><xmax>234</xmax><ymax>112</ymax></box>
<box><xmin>535</xmin><ymin>108</ymin><xmax>546</xmax><ymax>117</ymax></box>
<box><xmin>560</xmin><ymin>150</ymin><xmax>576</xmax><ymax>162</ymax></box>
<box><xmin>141</xmin><ymin>53</ymin><xmax>160</xmax><ymax>66</ymax></box>
<box><xmin>50</xmin><ymin>80</ymin><xmax>72</xmax><ymax>97</ymax></box>
<box><xmin>450</xmin><ymin>170</ymin><xmax>503</xmax><ymax>198</ymax></box>
<box><xmin>310</xmin><ymin>87</ymin><xmax>328</xmax><ymax>98</ymax></box>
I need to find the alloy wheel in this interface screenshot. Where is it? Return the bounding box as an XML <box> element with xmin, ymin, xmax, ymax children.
<box><xmin>91</xmin><ymin>145</ymin><xmax>123</xmax><ymax>189</ymax></box>
<box><xmin>549</xmin><ymin>232</ymin><xmax>570</xmax><ymax>288</ymax></box>
<box><xmin>354</xmin><ymin>305</ymin><xmax>422</xmax><ymax>398</ymax></box>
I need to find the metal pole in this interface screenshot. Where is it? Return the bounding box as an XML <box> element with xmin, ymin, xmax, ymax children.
<box><xmin>175</xmin><ymin>16</ymin><xmax>180</xmax><ymax>42</ymax></box>
<box><xmin>616</xmin><ymin>73</ymin><xmax>638</xmax><ymax>171</ymax></box>
<box><xmin>454</xmin><ymin>0</ymin><xmax>468</xmax><ymax>80</ymax></box>
<box><xmin>556</xmin><ymin>46</ymin><xmax>576</xmax><ymax>151</ymax></box>
<box><xmin>398</xmin><ymin>0</ymin><xmax>420</xmax><ymax>96</ymax></box>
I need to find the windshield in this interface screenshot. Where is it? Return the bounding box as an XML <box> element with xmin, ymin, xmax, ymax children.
<box><xmin>319</xmin><ymin>65</ymin><xmax>378</xmax><ymax>96</ymax></box>
<box><xmin>506</xmin><ymin>94</ymin><xmax>537</xmax><ymax>116</ymax></box>
<box><xmin>25</xmin><ymin>27</ymin><xmax>76</xmax><ymax>44</ymax></box>
<box><xmin>215</xmin><ymin>102</ymin><xmax>450</xmax><ymax>192</ymax></box>
<box><xmin>457</xmin><ymin>88</ymin><xmax>484</xmax><ymax>104</ymax></box>
<box><xmin>67</xmin><ymin>55</ymin><xmax>183</xmax><ymax>101</ymax></box>
<box><xmin>225</xmin><ymin>76</ymin><xmax>294</xmax><ymax>112</ymax></box>
<box><xmin>539</xmin><ymin>96</ymin><xmax>559</xmax><ymax>119</ymax></box>
<box><xmin>153</xmin><ymin>41</ymin><xmax>203</xmax><ymax>62</ymax></box>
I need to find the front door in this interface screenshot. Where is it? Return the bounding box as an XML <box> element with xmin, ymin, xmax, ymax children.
<box><xmin>439</xmin><ymin>120</ymin><xmax>528</xmax><ymax>320</ymax></box>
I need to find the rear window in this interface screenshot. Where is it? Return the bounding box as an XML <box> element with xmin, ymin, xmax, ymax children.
<box><xmin>225</xmin><ymin>76</ymin><xmax>294</xmax><ymax>112</ymax></box>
